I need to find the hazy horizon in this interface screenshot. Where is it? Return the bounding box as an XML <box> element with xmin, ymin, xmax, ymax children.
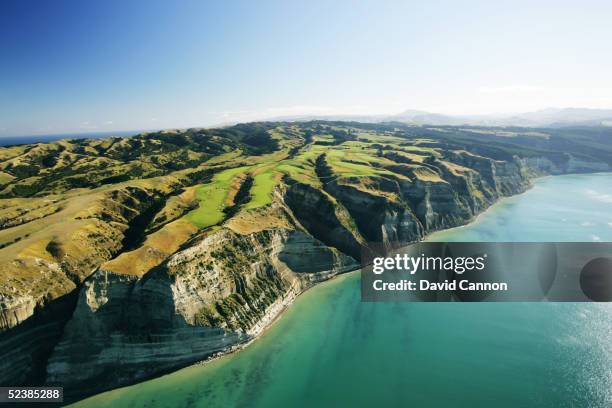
<box><xmin>2</xmin><ymin>105</ymin><xmax>612</xmax><ymax>141</ymax></box>
<box><xmin>2</xmin><ymin>0</ymin><xmax>612</xmax><ymax>136</ymax></box>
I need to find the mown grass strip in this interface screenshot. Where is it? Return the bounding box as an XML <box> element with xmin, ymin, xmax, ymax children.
<box><xmin>244</xmin><ymin>168</ymin><xmax>281</xmax><ymax>209</ymax></box>
<box><xmin>185</xmin><ymin>166</ymin><xmax>251</xmax><ymax>228</ymax></box>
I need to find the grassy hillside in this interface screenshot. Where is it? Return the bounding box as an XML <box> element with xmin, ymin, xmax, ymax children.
<box><xmin>2</xmin><ymin>120</ymin><xmax>612</xmax><ymax>393</ymax></box>
<box><xmin>1</xmin><ymin>120</ymin><xmax>612</xmax><ymax>317</ymax></box>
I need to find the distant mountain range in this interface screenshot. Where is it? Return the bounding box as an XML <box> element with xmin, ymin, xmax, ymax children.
<box><xmin>267</xmin><ymin>107</ymin><xmax>612</xmax><ymax>128</ymax></box>
<box><xmin>4</xmin><ymin>108</ymin><xmax>611</xmax><ymax>144</ymax></box>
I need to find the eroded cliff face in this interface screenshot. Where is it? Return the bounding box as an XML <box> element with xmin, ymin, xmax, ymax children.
<box><xmin>283</xmin><ymin>181</ymin><xmax>364</xmax><ymax>259</ymax></box>
<box><xmin>45</xmin><ymin>227</ymin><xmax>357</xmax><ymax>399</ymax></box>
<box><xmin>320</xmin><ymin>152</ymin><xmax>532</xmax><ymax>244</ymax></box>
<box><xmin>0</xmin><ymin>184</ymin><xmax>175</xmax><ymax>386</ymax></box>
<box><xmin>325</xmin><ymin>180</ymin><xmax>423</xmax><ymax>245</ymax></box>
<box><xmin>50</xmin><ymin>161</ymin><xmax>532</xmax><ymax>399</ymax></box>
<box><xmin>2</xmin><ymin>121</ymin><xmax>611</xmax><ymax>401</ymax></box>
<box><xmin>525</xmin><ymin>154</ymin><xmax>611</xmax><ymax>175</ymax></box>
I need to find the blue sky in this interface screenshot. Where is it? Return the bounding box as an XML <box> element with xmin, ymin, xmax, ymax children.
<box><xmin>1</xmin><ymin>0</ymin><xmax>611</xmax><ymax>136</ymax></box>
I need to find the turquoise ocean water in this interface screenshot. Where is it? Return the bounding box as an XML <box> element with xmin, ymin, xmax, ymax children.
<box><xmin>74</xmin><ymin>173</ymin><xmax>612</xmax><ymax>407</ymax></box>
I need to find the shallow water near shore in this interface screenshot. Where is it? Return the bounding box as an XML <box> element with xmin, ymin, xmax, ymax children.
<box><xmin>74</xmin><ymin>173</ymin><xmax>612</xmax><ymax>407</ymax></box>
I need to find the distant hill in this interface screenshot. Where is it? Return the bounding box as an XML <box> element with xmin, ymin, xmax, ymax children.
<box><xmin>265</xmin><ymin>107</ymin><xmax>612</xmax><ymax>128</ymax></box>
<box><xmin>496</xmin><ymin>108</ymin><xmax>612</xmax><ymax>127</ymax></box>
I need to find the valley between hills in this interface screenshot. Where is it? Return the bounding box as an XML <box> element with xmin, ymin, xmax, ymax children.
<box><xmin>0</xmin><ymin>121</ymin><xmax>611</xmax><ymax>401</ymax></box>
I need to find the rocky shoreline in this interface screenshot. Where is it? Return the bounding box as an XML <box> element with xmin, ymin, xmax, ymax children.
<box><xmin>100</xmin><ymin>172</ymin><xmax>538</xmax><ymax>392</ymax></box>
<box><xmin>1</xmin><ymin>122</ymin><xmax>611</xmax><ymax>403</ymax></box>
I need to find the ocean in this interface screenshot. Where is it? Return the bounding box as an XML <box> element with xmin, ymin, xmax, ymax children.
<box><xmin>73</xmin><ymin>173</ymin><xmax>612</xmax><ymax>407</ymax></box>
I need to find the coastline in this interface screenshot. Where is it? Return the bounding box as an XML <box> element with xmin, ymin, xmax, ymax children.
<box><xmin>189</xmin><ymin>268</ymin><xmax>360</xmax><ymax>368</ymax></box>
<box><xmin>75</xmin><ymin>171</ymin><xmax>612</xmax><ymax>403</ymax></box>
<box><xmin>426</xmin><ymin>171</ymin><xmax>612</xmax><ymax>241</ymax></box>
<box><xmin>143</xmin><ymin>176</ymin><xmax>540</xmax><ymax>379</ymax></box>
<box><xmin>424</xmin><ymin>177</ymin><xmax>537</xmax><ymax>241</ymax></box>
<box><xmin>72</xmin><ymin>170</ymin><xmax>612</xmax><ymax>408</ymax></box>
<box><xmin>424</xmin><ymin>191</ymin><xmax>521</xmax><ymax>241</ymax></box>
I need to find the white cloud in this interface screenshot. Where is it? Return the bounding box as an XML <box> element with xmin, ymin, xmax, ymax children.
<box><xmin>79</xmin><ymin>121</ymin><xmax>97</xmax><ymax>130</ymax></box>
<box><xmin>211</xmin><ymin>104</ymin><xmax>394</xmax><ymax>125</ymax></box>
<box><xmin>591</xmin><ymin>235</ymin><xmax>601</xmax><ymax>242</ymax></box>
<box><xmin>216</xmin><ymin>105</ymin><xmax>335</xmax><ymax>121</ymax></box>
<box><xmin>479</xmin><ymin>85</ymin><xmax>542</xmax><ymax>94</ymax></box>
<box><xmin>581</xmin><ymin>221</ymin><xmax>595</xmax><ymax>227</ymax></box>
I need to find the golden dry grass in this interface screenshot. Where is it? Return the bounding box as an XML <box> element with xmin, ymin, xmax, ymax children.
<box><xmin>102</xmin><ymin>219</ymin><xmax>198</xmax><ymax>277</ymax></box>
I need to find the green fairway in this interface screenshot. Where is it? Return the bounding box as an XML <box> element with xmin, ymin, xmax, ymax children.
<box><xmin>244</xmin><ymin>168</ymin><xmax>280</xmax><ymax>209</ymax></box>
<box><xmin>181</xmin><ymin>128</ymin><xmax>444</xmax><ymax>225</ymax></box>
<box><xmin>185</xmin><ymin>166</ymin><xmax>250</xmax><ymax>228</ymax></box>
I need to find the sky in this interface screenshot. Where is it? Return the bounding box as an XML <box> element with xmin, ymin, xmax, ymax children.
<box><xmin>1</xmin><ymin>0</ymin><xmax>612</xmax><ymax>137</ymax></box>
